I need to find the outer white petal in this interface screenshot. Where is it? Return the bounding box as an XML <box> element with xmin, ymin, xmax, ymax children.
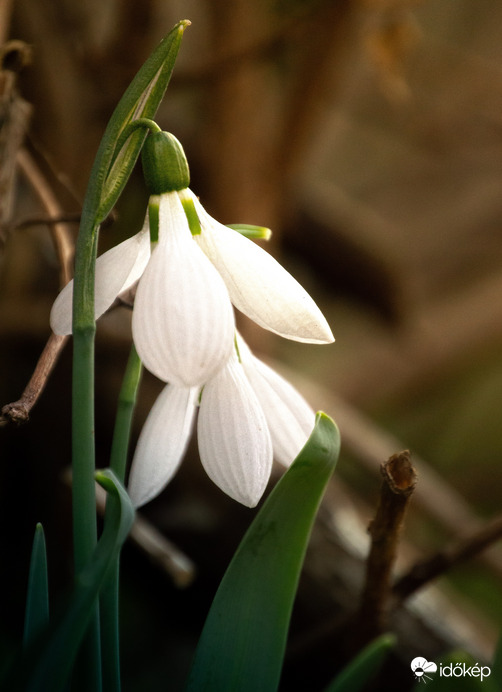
<box><xmin>191</xmin><ymin>193</ymin><xmax>334</xmax><ymax>344</ymax></box>
<box><xmin>197</xmin><ymin>353</ymin><xmax>273</xmax><ymax>507</ymax></box>
<box><xmin>128</xmin><ymin>385</ymin><xmax>198</xmax><ymax>508</ymax></box>
<box><xmin>238</xmin><ymin>337</ymin><xmax>315</xmax><ymax>467</ymax></box>
<box><xmin>50</xmin><ymin>223</ymin><xmax>150</xmax><ymax>335</ymax></box>
<box><xmin>132</xmin><ymin>193</ymin><xmax>235</xmax><ymax>387</ymax></box>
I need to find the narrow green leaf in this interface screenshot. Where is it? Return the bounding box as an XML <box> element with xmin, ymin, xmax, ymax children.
<box><xmin>3</xmin><ymin>471</ymin><xmax>134</xmax><ymax>692</ymax></box>
<box><xmin>185</xmin><ymin>412</ymin><xmax>340</xmax><ymax>692</ymax></box>
<box><xmin>23</xmin><ymin>524</ymin><xmax>49</xmax><ymax>649</ymax></box>
<box><xmin>322</xmin><ymin>634</ymin><xmax>395</xmax><ymax>692</ymax></box>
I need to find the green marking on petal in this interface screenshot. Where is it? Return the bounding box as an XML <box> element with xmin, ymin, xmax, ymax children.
<box><xmin>179</xmin><ymin>191</ymin><xmax>202</xmax><ymax>236</ymax></box>
<box><xmin>234</xmin><ymin>333</ymin><xmax>242</xmax><ymax>362</ymax></box>
<box><xmin>227</xmin><ymin>224</ymin><xmax>272</xmax><ymax>240</ymax></box>
<box><xmin>148</xmin><ymin>195</ymin><xmax>160</xmax><ymax>243</ymax></box>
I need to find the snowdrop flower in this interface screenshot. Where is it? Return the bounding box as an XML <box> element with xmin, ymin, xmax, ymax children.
<box><xmin>51</xmin><ymin>193</ymin><xmax>235</xmax><ymax>386</ymax></box>
<box><xmin>50</xmin><ymin>128</ymin><xmax>332</xmax><ymax>505</ymax></box>
<box><xmin>50</xmin><ymin>131</ymin><xmax>333</xmax><ymax>386</ymax></box>
<box><xmin>128</xmin><ymin>335</ymin><xmax>315</xmax><ymax>508</ymax></box>
<box><xmin>51</xmin><ymin>196</ymin><xmax>236</xmax><ymax>387</ymax></box>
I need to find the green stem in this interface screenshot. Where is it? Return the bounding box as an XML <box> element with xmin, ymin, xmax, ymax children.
<box><xmin>110</xmin><ymin>343</ymin><xmax>143</xmax><ymax>483</ymax></box>
<box><xmin>71</xmin><ymin>224</ymin><xmax>102</xmax><ymax>692</ymax></box>
<box><xmin>120</xmin><ymin>117</ymin><xmax>162</xmax><ymax>143</ymax></box>
<box><xmin>72</xmin><ymin>325</ymin><xmax>97</xmax><ymax>570</ymax></box>
<box><xmin>100</xmin><ymin>345</ymin><xmax>143</xmax><ymax>692</ymax></box>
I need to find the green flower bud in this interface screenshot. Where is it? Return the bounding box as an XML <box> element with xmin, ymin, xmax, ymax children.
<box><xmin>141</xmin><ymin>131</ymin><xmax>190</xmax><ymax>194</ymax></box>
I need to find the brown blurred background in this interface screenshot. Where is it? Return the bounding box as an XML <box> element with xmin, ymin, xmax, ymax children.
<box><xmin>1</xmin><ymin>1</ymin><xmax>502</xmax><ymax>689</ymax></box>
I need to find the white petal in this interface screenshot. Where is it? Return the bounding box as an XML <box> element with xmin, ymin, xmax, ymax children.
<box><xmin>132</xmin><ymin>192</ymin><xmax>235</xmax><ymax>387</ymax></box>
<box><xmin>197</xmin><ymin>354</ymin><xmax>273</xmax><ymax>507</ymax></box>
<box><xmin>238</xmin><ymin>337</ymin><xmax>315</xmax><ymax>466</ymax></box>
<box><xmin>50</xmin><ymin>223</ymin><xmax>150</xmax><ymax>335</ymax></box>
<box><xmin>118</xmin><ymin>225</ymin><xmax>152</xmax><ymax>295</ymax></box>
<box><xmin>128</xmin><ymin>385</ymin><xmax>198</xmax><ymax>508</ymax></box>
<box><xmin>192</xmin><ymin>193</ymin><xmax>334</xmax><ymax>344</ymax></box>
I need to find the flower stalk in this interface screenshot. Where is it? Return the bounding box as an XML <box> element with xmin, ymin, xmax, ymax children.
<box><xmin>100</xmin><ymin>344</ymin><xmax>143</xmax><ymax>692</ymax></box>
<box><xmin>67</xmin><ymin>20</ymin><xmax>189</xmax><ymax>688</ymax></box>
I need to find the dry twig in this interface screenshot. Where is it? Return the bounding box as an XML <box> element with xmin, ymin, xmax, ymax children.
<box><xmin>0</xmin><ymin>40</ymin><xmax>31</xmax><ymax>246</ymax></box>
<box><xmin>393</xmin><ymin>512</ymin><xmax>502</xmax><ymax>603</ymax></box>
<box><xmin>16</xmin><ymin>147</ymin><xmax>75</xmax><ymax>287</ymax></box>
<box><xmin>350</xmin><ymin>450</ymin><xmax>417</xmax><ymax>648</ymax></box>
<box><xmin>1</xmin><ymin>333</ymin><xmax>68</xmax><ymax>425</ymax></box>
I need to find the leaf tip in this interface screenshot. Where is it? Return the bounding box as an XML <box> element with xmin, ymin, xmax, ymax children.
<box><xmin>314</xmin><ymin>410</ymin><xmax>340</xmax><ymax>437</ymax></box>
<box><xmin>95</xmin><ymin>468</ymin><xmax>117</xmax><ymax>495</ymax></box>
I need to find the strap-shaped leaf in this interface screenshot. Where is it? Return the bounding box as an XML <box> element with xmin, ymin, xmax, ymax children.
<box><xmin>322</xmin><ymin>634</ymin><xmax>395</xmax><ymax>692</ymax></box>
<box><xmin>185</xmin><ymin>412</ymin><xmax>340</xmax><ymax>692</ymax></box>
<box><xmin>23</xmin><ymin>524</ymin><xmax>49</xmax><ymax>649</ymax></box>
<box><xmin>3</xmin><ymin>470</ymin><xmax>134</xmax><ymax>692</ymax></box>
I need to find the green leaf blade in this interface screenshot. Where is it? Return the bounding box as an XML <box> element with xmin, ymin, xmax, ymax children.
<box><xmin>323</xmin><ymin>634</ymin><xmax>395</xmax><ymax>692</ymax></box>
<box><xmin>3</xmin><ymin>471</ymin><xmax>134</xmax><ymax>692</ymax></box>
<box><xmin>185</xmin><ymin>412</ymin><xmax>341</xmax><ymax>692</ymax></box>
<box><xmin>23</xmin><ymin>524</ymin><xmax>49</xmax><ymax>649</ymax></box>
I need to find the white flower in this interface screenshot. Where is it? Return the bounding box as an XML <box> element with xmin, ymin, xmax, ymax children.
<box><xmin>51</xmin><ymin>193</ymin><xmax>236</xmax><ymax>387</ymax></box>
<box><xmin>50</xmin><ymin>188</ymin><xmax>333</xmax><ymax>385</ymax></box>
<box><xmin>127</xmin><ymin>336</ymin><xmax>315</xmax><ymax>508</ymax></box>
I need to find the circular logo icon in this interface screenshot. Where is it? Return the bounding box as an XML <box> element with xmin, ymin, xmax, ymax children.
<box><xmin>411</xmin><ymin>657</ymin><xmax>438</xmax><ymax>683</ymax></box>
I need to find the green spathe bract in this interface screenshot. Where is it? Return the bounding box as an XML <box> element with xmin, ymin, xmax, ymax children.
<box><xmin>185</xmin><ymin>412</ymin><xmax>341</xmax><ymax>692</ymax></box>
